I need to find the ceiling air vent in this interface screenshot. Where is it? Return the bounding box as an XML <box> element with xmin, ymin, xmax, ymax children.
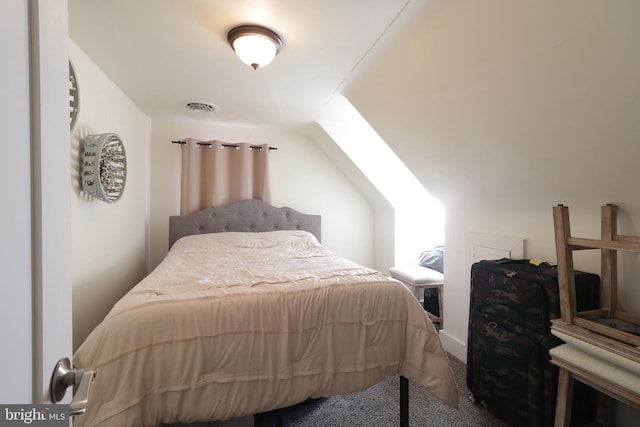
<box><xmin>185</xmin><ymin>102</ymin><xmax>218</xmax><ymax>113</ymax></box>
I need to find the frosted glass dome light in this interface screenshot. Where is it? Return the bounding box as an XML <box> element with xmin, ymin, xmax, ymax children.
<box><xmin>227</xmin><ymin>25</ymin><xmax>283</xmax><ymax>70</ymax></box>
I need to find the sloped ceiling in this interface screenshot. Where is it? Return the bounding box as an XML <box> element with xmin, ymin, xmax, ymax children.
<box><xmin>68</xmin><ymin>0</ymin><xmax>414</xmax><ymax>127</ymax></box>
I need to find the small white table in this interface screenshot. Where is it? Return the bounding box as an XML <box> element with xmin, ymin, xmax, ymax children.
<box><xmin>390</xmin><ymin>265</ymin><xmax>444</xmax><ymax>328</ymax></box>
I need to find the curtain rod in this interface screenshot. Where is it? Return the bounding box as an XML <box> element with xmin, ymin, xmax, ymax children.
<box><xmin>171</xmin><ymin>140</ymin><xmax>277</xmax><ymax>150</ymax></box>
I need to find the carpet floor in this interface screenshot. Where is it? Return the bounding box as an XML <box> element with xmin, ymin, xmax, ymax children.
<box><xmin>253</xmin><ymin>354</ymin><xmax>509</xmax><ymax>427</ymax></box>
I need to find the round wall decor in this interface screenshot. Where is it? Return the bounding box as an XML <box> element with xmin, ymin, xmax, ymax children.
<box><xmin>69</xmin><ymin>59</ymin><xmax>79</xmax><ymax>131</ymax></box>
<box><xmin>81</xmin><ymin>133</ymin><xmax>127</xmax><ymax>203</ymax></box>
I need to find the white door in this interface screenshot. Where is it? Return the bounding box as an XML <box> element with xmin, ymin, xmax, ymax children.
<box><xmin>31</xmin><ymin>0</ymin><xmax>74</xmax><ymax>405</ymax></box>
<box><xmin>0</xmin><ymin>0</ymin><xmax>73</xmax><ymax>406</ymax></box>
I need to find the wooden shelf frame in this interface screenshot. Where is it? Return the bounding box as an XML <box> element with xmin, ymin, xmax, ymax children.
<box><xmin>552</xmin><ymin>204</ymin><xmax>640</xmax><ymax>426</ymax></box>
<box><xmin>553</xmin><ymin>204</ymin><xmax>640</xmax><ymax>351</ymax></box>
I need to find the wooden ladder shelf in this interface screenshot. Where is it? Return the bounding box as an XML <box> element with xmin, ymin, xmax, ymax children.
<box><xmin>552</xmin><ymin>204</ymin><xmax>640</xmax><ymax>363</ymax></box>
<box><xmin>551</xmin><ymin>204</ymin><xmax>640</xmax><ymax>426</ymax></box>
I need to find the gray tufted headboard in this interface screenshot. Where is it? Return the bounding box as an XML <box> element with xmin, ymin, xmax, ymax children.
<box><xmin>169</xmin><ymin>199</ymin><xmax>322</xmax><ymax>248</ymax></box>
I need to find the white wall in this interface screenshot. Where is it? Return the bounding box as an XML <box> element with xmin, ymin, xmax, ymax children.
<box><xmin>149</xmin><ymin>120</ymin><xmax>374</xmax><ymax>271</ymax></box>
<box><xmin>345</xmin><ymin>0</ymin><xmax>640</xmax><ymax>421</ymax></box>
<box><xmin>347</xmin><ymin>0</ymin><xmax>640</xmax><ymax>357</ymax></box>
<box><xmin>70</xmin><ymin>40</ymin><xmax>151</xmax><ymax>350</ymax></box>
<box><xmin>1</xmin><ymin>0</ymin><xmax>32</xmax><ymax>403</ymax></box>
<box><xmin>302</xmin><ymin>122</ymin><xmax>396</xmax><ymax>272</ymax></box>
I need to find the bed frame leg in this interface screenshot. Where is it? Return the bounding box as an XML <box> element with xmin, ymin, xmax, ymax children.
<box><xmin>400</xmin><ymin>375</ymin><xmax>409</xmax><ymax>427</ymax></box>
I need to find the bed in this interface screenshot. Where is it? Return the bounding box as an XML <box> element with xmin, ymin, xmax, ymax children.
<box><xmin>73</xmin><ymin>199</ymin><xmax>458</xmax><ymax>427</ymax></box>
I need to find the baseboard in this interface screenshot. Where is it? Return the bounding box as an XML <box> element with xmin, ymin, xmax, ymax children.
<box><xmin>439</xmin><ymin>330</ymin><xmax>467</xmax><ymax>364</ymax></box>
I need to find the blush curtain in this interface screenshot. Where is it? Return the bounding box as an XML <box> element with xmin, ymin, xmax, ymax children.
<box><xmin>180</xmin><ymin>139</ymin><xmax>272</xmax><ymax>215</ymax></box>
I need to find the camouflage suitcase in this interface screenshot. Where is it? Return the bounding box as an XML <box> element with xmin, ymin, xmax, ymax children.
<box><xmin>466</xmin><ymin>259</ymin><xmax>600</xmax><ymax>426</ymax></box>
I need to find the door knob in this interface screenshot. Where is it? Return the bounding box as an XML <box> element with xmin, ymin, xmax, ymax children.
<box><xmin>50</xmin><ymin>357</ymin><xmax>97</xmax><ymax>416</ymax></box>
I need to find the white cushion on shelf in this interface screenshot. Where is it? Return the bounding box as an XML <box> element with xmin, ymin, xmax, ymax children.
<box><xmin>552</xmin><ymin>329</ymin><xmax>640</xmax><ymax>376</ymax></box>
<box><xmin>389</xmin><ymin>265</ymin><xmax>443</xmax><ymax>285</ymax></box>
<box><xmin>550</xmin><ymin>343</ymin><xmax>640</xmax><ymax>396</ymax></box>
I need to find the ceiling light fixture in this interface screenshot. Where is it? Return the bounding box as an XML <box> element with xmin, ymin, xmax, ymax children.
<box><xmin>227</xmin><ymin>25</ymin><xmax>283</xmax><ymax>70</ymax></box>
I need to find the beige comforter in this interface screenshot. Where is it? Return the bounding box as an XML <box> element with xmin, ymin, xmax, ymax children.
<box><xmin>74</xmin><ymin>231</ymin><xmax>458</xmax><ymax>426</ymax></box>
